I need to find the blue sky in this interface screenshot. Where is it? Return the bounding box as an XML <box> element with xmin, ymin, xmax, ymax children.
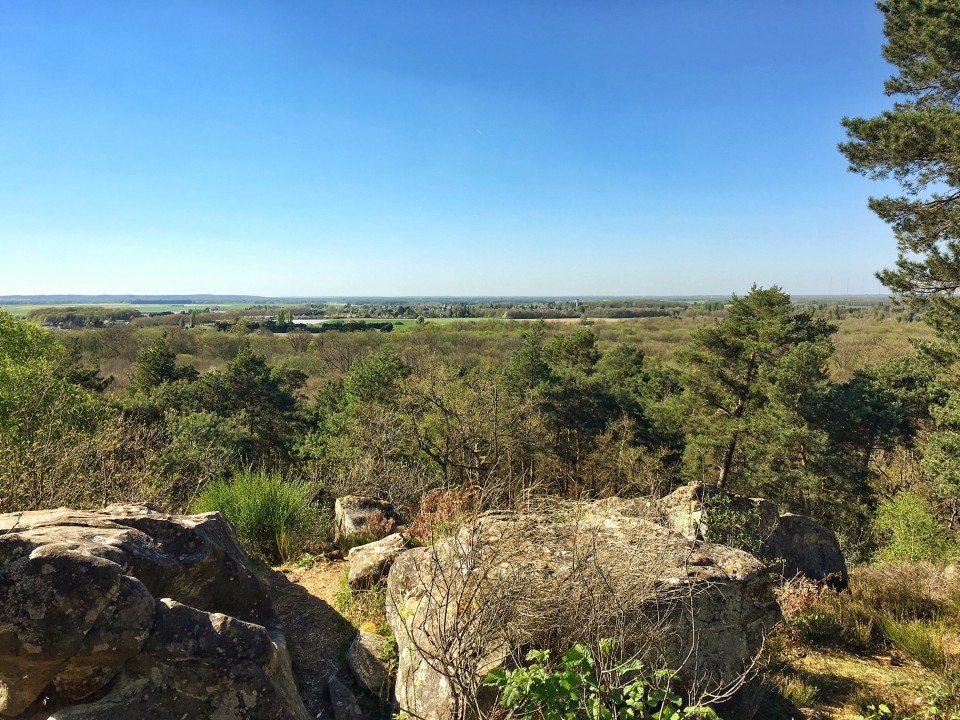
<box><xmin>0</xmin><ymin>1</ymin><xmax>896</xmax><ymax>296</ymax></box>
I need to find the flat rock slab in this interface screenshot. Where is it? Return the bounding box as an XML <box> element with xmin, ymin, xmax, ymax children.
<box><xmin>347</xmin><ymin>533</ymin><xmax>407</xmax><ymax>590</ymax></box>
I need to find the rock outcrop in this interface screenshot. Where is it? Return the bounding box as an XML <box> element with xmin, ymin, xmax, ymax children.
<box><xmin>0</xmin><ymin>505</ymin><xmax>310</xmax><ymax>720</ymax></box>
<box><xmin>334</xmin><ymin>496</ymin><xmax>402</xmax><ymax>544</ymax></box>
<box><xmin>347</xmin><ymin>533</ymin><xmax>407</xmax><ymax>590</ymax></box>
<box><xmin>656</xmin><ymin>483</ymin><xmax>848</xmax><ymax>588</ymax></box>
<box><xmin>386</xmin><ymin>506</ymin><xmax>781</xmax><ymax>720</ymax></box>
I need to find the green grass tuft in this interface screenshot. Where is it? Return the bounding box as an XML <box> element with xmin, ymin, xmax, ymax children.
<box><xmin>192</xmin><ymin>468</ymin><xmax>322</xmax><ymax>564</ymax></box>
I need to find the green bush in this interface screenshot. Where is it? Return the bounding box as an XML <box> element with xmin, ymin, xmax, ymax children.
<box><xmin>192</xmin><ymin>468</ymin><xmax>322</xmax><ymax>563</ymax></box>
<box><xmin>482</xmin><ymin>640</ymin><xmax>718</xmax><ymax>720</ymax></box>
<box><xmin>872</xmin><ymin>493</ymin><xmax>955</xmax><ymax>564</ymax></box>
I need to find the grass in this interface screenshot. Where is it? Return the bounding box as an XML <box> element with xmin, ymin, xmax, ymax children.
<box><xmin>333</xmin><ymin>566</ymin><xmax>390</xmax><ymax>636</ymax></box>
<box><xmin>191</xmin><ymin>468</ymin><xmax>325</xmax><ymax>564</ymax></box>
<box><xmin>767</xmin><ymin>561</ymin><xmax>960</xmax><ymax>719</ymax></box>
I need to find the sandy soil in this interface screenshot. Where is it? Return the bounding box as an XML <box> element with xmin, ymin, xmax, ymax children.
<box><xmin>268</xmin><ymin>560</ymin><xmax>355</xmax><ymax>718</ymax></box>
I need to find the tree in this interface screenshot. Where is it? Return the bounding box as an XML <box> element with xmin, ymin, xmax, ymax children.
<box><xmin>839</xmin><ymin>0</ymin><xmax>960</xmax><ymax>337</ymax></box>
<box><xmin>130</xmin><ymin>332</ymin><xmax>197</xmax><ymax>392</ymax></box>
<box><xmin>676</xmin><ymin>286</ymin><xmax>836</xmax><ymax>492</ymax></box>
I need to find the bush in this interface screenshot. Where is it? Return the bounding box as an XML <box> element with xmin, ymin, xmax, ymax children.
<box><xmin>872</xmin><ymin>493</ymin><xmax>955</xmax><ymax>563</ymax></box>
<box><xmin>408</xmin><ymin>485</ymin><xmax>479</xmax><ymax>543</ymax></box>
<box><xmin>191</xmin><ymin>468</ymin><xmax>322</xmax><ymax>563</ymax></box>
<box><xmin>482</xmin><ymin>640</ymin><xmax>718</xmax><ymax>720</ymax></box>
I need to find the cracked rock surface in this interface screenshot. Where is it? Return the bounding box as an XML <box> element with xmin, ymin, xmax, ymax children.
<box><xmin>0</xmin><ymin>505</ymin><xmax>310</xmax><ymax>720</ymax></box>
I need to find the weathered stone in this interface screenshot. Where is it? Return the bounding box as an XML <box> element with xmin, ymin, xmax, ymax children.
<box><xmin>347</xmin><ymin>631</ymin><xmax>393</xmax><ymax>702</ymax></box>
<box><xmin>656</xmin><ymin>483</ymin><xmax>847</xmax><ymax>588</ymax></box>
<box><xmin>763</xmin><ymin>513</ymin><xmax>848</xmax><ymax>589</ymax></box>
<box><xmin>327</xmin><ymin>674</ymin><xmax>364</xmax><ymax>720</ymax></box>
<box><xmin>386</xmin><ymin>506</ymin><xmax>781</xmax><ymax>720</ymax></box>
<box><xmin>347</xmin><ymin>533</ymin><xmax>407</xmax><ymax>590</ymax></box>
<box><xmin>0</xmin><ymin>505</ymin><xmax>309</xmax><ymax>720</ymax></box>
<box><xmin>335</xmin><ymin>496</ymin><xmax>401</xmax><ymax>543</ymax></box>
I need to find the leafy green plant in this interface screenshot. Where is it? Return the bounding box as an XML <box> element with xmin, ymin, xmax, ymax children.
<box><xmin>191</xmin><ymin>468</ymin><xmax>322</xmax><ymax>563</ymax></box>
<box><xmin>482</xmin><ymin>639</ymin><xmax>718</xmax><ymax>720</ymax></box>
<box><xmin>701</xmin><ymin>492</ymin><xmax>767</xmax><ymax>556</ymax></box>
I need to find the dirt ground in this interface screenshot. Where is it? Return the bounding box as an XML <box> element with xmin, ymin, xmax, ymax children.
<box><xmin>267</xmin><ymin>560</ymin><xmax>355</xmax><ymax>718</ymax></box>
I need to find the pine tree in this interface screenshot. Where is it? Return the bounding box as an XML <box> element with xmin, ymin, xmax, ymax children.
<box><xmin>839</xmin><ymin>0</ymin><xmax>960</xmax><ymax>337</ymax></box>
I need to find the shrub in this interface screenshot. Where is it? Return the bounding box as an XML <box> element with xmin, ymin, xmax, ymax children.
<box><xmin>408</xmin><ymin>485</ymin><xmax>479</xmax><ymax>543</ymax></box>
<box><xmin>482</xmin><ymin>640</ymin><xmax>718</xmax><ymax>720</ymax></box>
<box><xmin>192</xmin><ymin>468</ymin><xmax>321</xmax><ymax>564</ymax></box>
<box><xmin>872</xmin><ymin>493</ymin><xmax>955</xmax><ymax>564</ymax></box>
<box><xmin>333</xmin><ymin>567</ymin><xmax>389</xmax><ymax>635</ymax></box>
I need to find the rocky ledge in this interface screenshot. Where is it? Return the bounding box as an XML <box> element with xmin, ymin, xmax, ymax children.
<box><xmin>0</xmin><ymin>505</ymin><xmax>309</xmax><ymax>720</ymax></box>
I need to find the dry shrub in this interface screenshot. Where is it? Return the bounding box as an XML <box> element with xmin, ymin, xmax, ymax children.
<box><xmin>852</xmin><ymin>562</ymin><xmax>950</xmax><ymax>621</ymax></box>
<box><xmin>0</xmin><ymin>414</ymin><xmax>166</xmax><ymax>513</ymax></box>
<box><xmin>408</xmin><ymin>485</ymin><xmax>480</xmax><ymax>542</ymax></box>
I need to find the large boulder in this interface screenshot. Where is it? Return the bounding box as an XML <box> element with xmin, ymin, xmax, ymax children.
<box><xmin>334</xmin><ymin>496</ymin><xmax>402</xmax><ymax>544</ymax></box>
<box><xmin>763</xmin><ymin>514</ymin><xmax>848</xmax><ymax>589</ymax></box>
<box><xmin>656</xmin><ymin>483</ymin><xmax>847</xmax><ymax>588</ymax></box>
<box><xmin>347</xmin><ymin>533</ymin><xmax>407</xmax><ymax>590</ymax></box>
<box><xmin>0</xmin><ymin>505</ymin><xmax>310</xmax><ymax>720</ymax></box>
<box><xmin>385</xmin><ymin>506</ymin><xmax>781</xmax><ymax>720</ymax></box>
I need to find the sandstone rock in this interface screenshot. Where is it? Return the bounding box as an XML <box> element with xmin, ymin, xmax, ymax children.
<box><xmin>327</xmin><ymin>674</ymin><xmax>364</xmax><ymax>720</ymax></box>
<box><xmin>386</xmin><ymin>507</ymin><xmax>780</xmax><ymax>720</ymax></box>
<box><xmin>763</xmin><ymin>513</ymin><xmax>848</xmax><ymax>589</ymax></box>
<box><xmin>335</xmin><ymin>496</ymin><xmax>401</xmax><ymax>543</ymax></box>
<box><xmin>347</xmin><ymin>533</ymin><xmax>407</xmax><ymax>590</ymax></box>
<box><xmin>0</xmin><ymin>505</ymin><xmax>309</xmax><ymax>720</ymax></box>
<box><xmin>656</xmin><ymin>483</ymin><xmax>847</xmax><ymax>588</ymax></box>
<box><xmin>347</xmin><ymin>631</ymin><xmax>394</xmax><ymax>702</ymax></box>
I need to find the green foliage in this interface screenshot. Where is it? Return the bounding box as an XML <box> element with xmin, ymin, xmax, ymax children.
<box><xmin>840</xmin><ymin>0</ymin><xmax>960</xmax><ymax>336</ymax></box>
<box><xmin>701</xmin><ymin>492</ymin><xmax>767</xmax><ymax>556</ymax></box>
<box><xmin>878</xmin><ymin>616</ymin><xmax>947</xmax><ymax>671</ymax></box>
<box><xmin>676</xmin><ymin>285</ymin><xmax>837</xmax><ymax>505</ymax></box>
<box><xmin>872</xmin><ymin>493</ymin><xmax>955</xmax><ymax>563</ymax></box>
<box><xmin>482</xmin><ymin>640</ymin><xmax>718</xmax><ymax>720</ymax></box>
<box><xmin>333</xmin><ymin>567</ymin><xmax>389</xmax><ymax>635</ymax></box>
<box><xmin>130</xmin><ymin>332</ymin><xmax>197</xmax><ymax>392</ymax></box>
<box><xmin>191</xmin><ymin>468</ymin><xmax>321</xmax><ymax>563</ymax></box>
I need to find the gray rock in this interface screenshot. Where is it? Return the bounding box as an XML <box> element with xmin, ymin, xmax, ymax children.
<box><xmin>347</xmin><ymin>533</ymin><xmax>407</xmax><ymax>590</ymax></box>
<box><xmin>327</xmin><ymin>674</ymin><xmax>364</xmax><ymax>720</ymax></box>
<box><xmin>763</xmin><ymin>513</ymin><xmax>848</xmax><ymax>589</ymax></box>
<box><xmin>386</xmin><ymin>506</ymin><xmax>781</xmax><ymax>720</ymax></box>
<box><xmin>0</xmin><ymin>505</ymin><xmax>309</xmax><ymax>720</ymax></box>
<box><xmin>347</xmin><ymin>631</ymin><xmax>394</xmax><ymax>702</ymax></box>
<box><xmin>335</xmin><ymin>496</ymin><xmax>401</xmax><ymax>544</ymax></box>
<box><xmin>656</xmin><ymin>483</ymin><xmax>847</xmax><ymax>588</ymax></box>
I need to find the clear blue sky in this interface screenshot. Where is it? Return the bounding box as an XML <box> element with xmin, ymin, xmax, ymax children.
<box><xmin>0</xmin><ymin>1</ymin><xmax>896</xmax><ymax>297</ymax></box>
